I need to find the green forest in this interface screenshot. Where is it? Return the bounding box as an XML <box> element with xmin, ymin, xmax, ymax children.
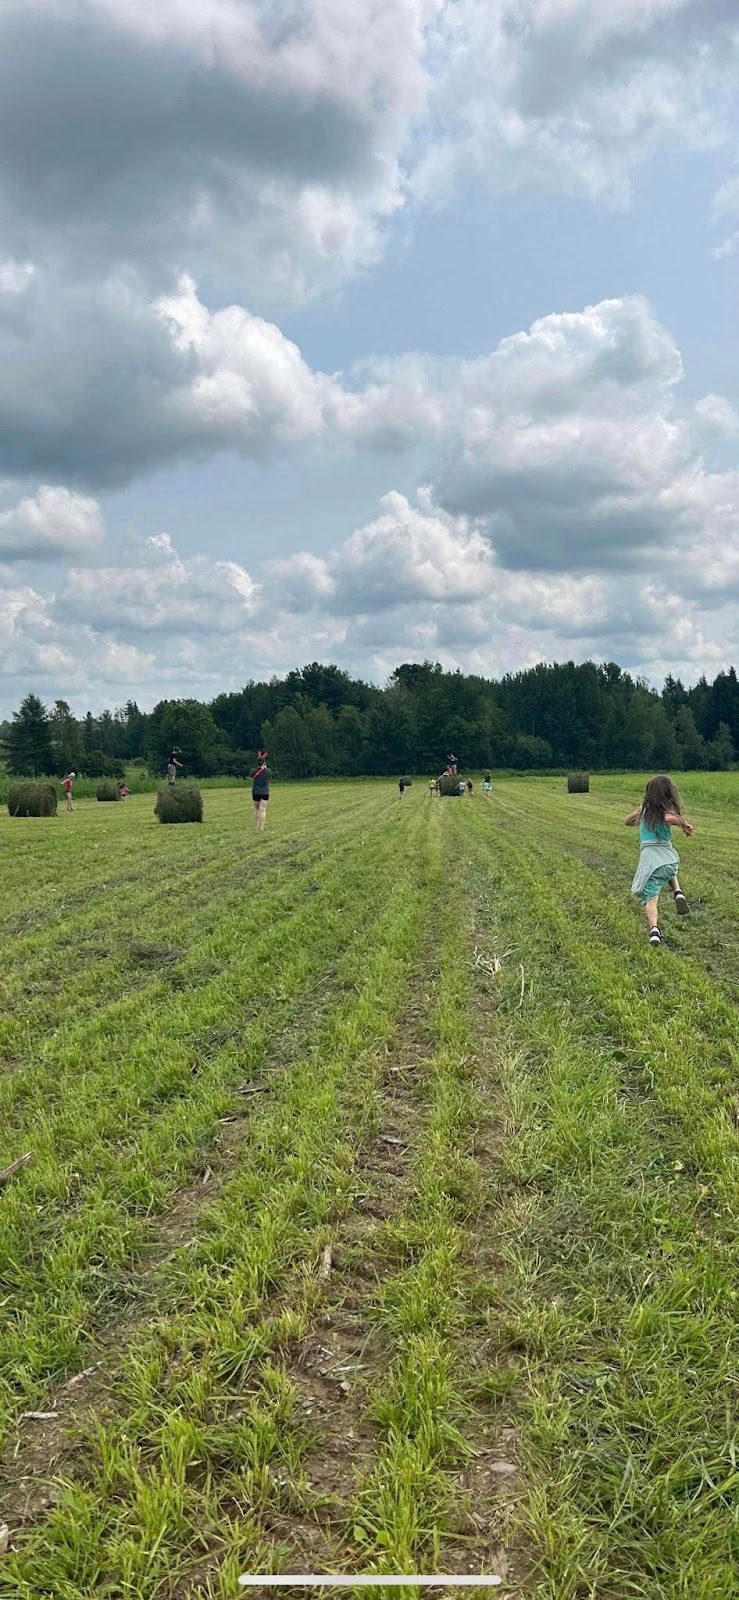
<box><xmin>2</xmin><ymin>659</ymin><xmax>738</xmax><ymax>780</ymax></box>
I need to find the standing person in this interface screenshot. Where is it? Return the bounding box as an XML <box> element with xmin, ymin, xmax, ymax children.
<box><xmin>625</xmin><ymin>775</ymin><xmax>694</xmax><ymax>947</ymax></box>
<box><xmin>398</xmin><ymin>777</ymin><xmax>407</xmax><ymax>798</ymax></box>
<box><xmin>167</xmin><ymin>749</ymin><xmax>183</xmax><ymax>786</ymax></box>
<box><xmin>63</xmin><ymin>771</ymin><xmax>75</xmax><ymax>812</ymax></box>
<box><xmin>428</xmin><ymin>778</ymin><xmax>437</xmax><ymax>796</ymax></box>
<box><xmin>467</xmin><ymin>779</ymin><xmax>474</xmax><ymax>795</ymax></box>
<box><xmin>251</xmin><ymin>751</ymin><xmax>271</xmax><ymax>831</ymax></box>
<box><xmin>483</xmin><ymin>771</ymin><xmax>491</xmax><ymax>793</ymax></box>
<box><xmin>457</xmin><ymin>779</ymin><xmax>466</xmax><ymax>796</ymax></box>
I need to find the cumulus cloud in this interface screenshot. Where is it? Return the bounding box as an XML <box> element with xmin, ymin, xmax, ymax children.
<box><xmin>2</xmin><ymin>285</ymin><xmax>738</xmax><ymax>581</ymax></box>
<box><xmin>415</xmin><ymin>0</ymin><xmax>739</xmax><ymax>208</ymax></box>
<box><xmin>56</xmin><ymin>531</ymin><xmax>259</xmax><ymax>636</ymax></box>
<box><xmin>3</xmin><ymin>474</ymin><xmax>739</xmax><ymax>714</ymax></box>
<box><xmin>0</xmin><ymin>485</ymin><xmax>104</xmax><ymax>560</ymax></box>
<box><xmin>0</xmin><ymin>0</ymin><xmax>440</xmax><ymax>305</ymax></box>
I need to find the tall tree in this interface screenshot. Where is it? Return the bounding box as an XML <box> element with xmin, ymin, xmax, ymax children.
<box><xmin>7</xmin><ymin>694</ymin><xmax>54</xmax><ymax>776</ymax></box>
<box><xmin>50</xmin><ymin>699</ymin><xmax>84</xmax><ymax>773</ymax></box>
<box><xmin>269</xmin><ymin>706</ymin><xmax>316</xmax><ymax>778</ymax></box>
<box><xmin>705</xmin><ymin>721</ymin><xmax>734</xmax><ymax>771</ymax></box>
<box><xmin>674</xmin><ymin>706</ymin><xmax>705</xmax><ymax>770</ymax></box>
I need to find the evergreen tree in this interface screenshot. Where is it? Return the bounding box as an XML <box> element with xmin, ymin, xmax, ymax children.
<box><xmin>674</xmin><ymin>706</ymin><xmax>705</xmax><ymax>770</ymax></box>
<box><xmin>705</xmin><ymin>721</ymin><xmax>734</xmax><ymax>771</ymax></box>
<box><xmin>50</xmin><ymin>699</ymin><xmax>84</xmax><ymax>774</ymax></box>
<box><xmin>8</xmin><ymin>694</ymin><xmax>54</xmax><ymax>776</ymax></box>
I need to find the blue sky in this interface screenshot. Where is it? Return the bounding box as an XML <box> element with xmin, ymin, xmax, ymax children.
<box><xmin>1</xmin><ymin>0</ymin><xmax>739</xmax><ymax>714</ymax></box>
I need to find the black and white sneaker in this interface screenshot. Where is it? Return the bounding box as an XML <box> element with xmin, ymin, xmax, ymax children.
<box><xmin>674</xmin><ymin>890</ymin><xmax>690</xmax><ymax>916</ymax></box>
<box><xmin>649</xmin><ymin>926</ymin><xmax>662</xmax><ymax>947</ymax></box>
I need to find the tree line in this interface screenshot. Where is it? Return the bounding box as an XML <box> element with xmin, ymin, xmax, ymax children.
<box><xmin>2</xmin><ymin>659</ymin><xmax>738</xmax><ymax>780</ymax></box>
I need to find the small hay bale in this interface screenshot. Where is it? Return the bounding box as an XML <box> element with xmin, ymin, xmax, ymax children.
<box><xmin>8</xmin><ymin>782</ymin><xmax>58</xmax><ymax>818</ymax></box>
<box><xmin>155</xmin><ymin>784</ymin><xmax>203</xmax><ymax>824</ymax></box>
<box><xmin>567</xmin><ymin>772</ymin><xmax>590</xmax><ymax>793</ymax></box>
<box><xmin>438</xmin><ymin>774</ymin><xmax>462</xmax><ymax>796</ymax></box>
<box><xmin>96</xmin><ymin>780</ymin><xmax>120</xmax><ymax>802</ymax></box>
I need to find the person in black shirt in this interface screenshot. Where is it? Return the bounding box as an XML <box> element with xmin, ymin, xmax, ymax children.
<box><xmin>167</xmin><ymin>750</ymin><xmax>183</xmax><ymax>785</ymax></box>
<box><xmin>251</xmin><ymin>752</ymin><xmax>271</xmax><ymax>831</ymax></box>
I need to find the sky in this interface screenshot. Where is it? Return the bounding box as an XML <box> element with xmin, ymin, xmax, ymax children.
<box><xmin>2</xmin><ymin>0</ymin><xmax>739</xmax><ymax>716</ymax></box>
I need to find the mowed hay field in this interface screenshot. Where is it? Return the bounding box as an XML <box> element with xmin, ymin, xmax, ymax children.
<box><xmin>1</xmin><ymin>776</ymin><xmax>738</xmax><ymax>1600</ymax></box>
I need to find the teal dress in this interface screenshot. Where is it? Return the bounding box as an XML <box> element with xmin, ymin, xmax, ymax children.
<box><xmin>631</xmin><ymin>818</ymin><xmax>679</xmax><ymax>904</ymax></box>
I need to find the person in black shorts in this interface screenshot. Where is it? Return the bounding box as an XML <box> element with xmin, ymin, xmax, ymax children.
<box><xmin>251</xmin><ymin>751</ymin><xmax>271</xmax><ymax>831</ymax></box>
<box><xmin>398</xmin><ymin>778</ymin><xmax>407</xmax><ymax>797</ymax></box>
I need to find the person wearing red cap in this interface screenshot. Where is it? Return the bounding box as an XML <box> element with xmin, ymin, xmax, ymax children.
<box><xmin>63</xmin><ymin>771</ymin><xmax>76</xmax><ymax>812</ymax></box>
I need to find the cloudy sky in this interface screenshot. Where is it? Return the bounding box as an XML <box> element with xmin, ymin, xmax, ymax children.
<box><xmin>2</xmin><ymin>0</ymin><xmax>739</xmax><ymax>715</ymax></box>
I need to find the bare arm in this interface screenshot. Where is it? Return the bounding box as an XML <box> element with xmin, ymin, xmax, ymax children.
<box><xmin>624</xmin><ymin>808</ymin><xmax>641</xmax><ymax>826</ymax></box>
<box><xmin>665</xmin><ymin>810</ymin><xmax>694</xmax><ymax>835</ymax></box>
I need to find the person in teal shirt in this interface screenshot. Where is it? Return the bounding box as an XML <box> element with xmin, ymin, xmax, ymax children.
<box><xmin>625</xmin><ymin>775</ymin><xmax>694</xmax><ymax>947</ymax></box>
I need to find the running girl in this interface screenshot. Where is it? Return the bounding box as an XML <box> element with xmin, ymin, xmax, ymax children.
<box><xmin>251</xmin><ymin>752</ymin><xmax>271</xmax><ymax>831</ymax></box>
<box><xmin>483</xmin><ymin>771</ymin><xmax>491</xmax><ymax>793</ymax></box>
<box><xmin>625</xmin><ymin>775</ymin><xmax>694</xmax><ymax>947</ymax></box>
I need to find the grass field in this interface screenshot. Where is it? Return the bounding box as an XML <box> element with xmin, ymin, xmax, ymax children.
<box><xmin>1</xmin><ymin>775</ymin><xmax>738</xmax><ymax>1600</ymax></box>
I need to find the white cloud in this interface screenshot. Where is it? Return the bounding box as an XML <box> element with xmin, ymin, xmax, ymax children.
<box><xmin>415</xmin><ymin>0</ymin><xmax>739</xmax><ymax>209</ymax></box>
<box><xmin>0</xmin><ymin>0</ymin><xmax>440</xmax><ymax>306</ymax></box>
<box><xmin>0</xmin><ymin>485</ymin><xmax>104</xmax><ymax>560</ymax></box>
<box><xmin>56</xmin><ymin>529</ymin><xmax>259</xmax><ymax>636</ymax></box>
<box><xmin>0</xmin><ymin>260</ymin><xmax>35</xmax><ymax>295</ymax></box>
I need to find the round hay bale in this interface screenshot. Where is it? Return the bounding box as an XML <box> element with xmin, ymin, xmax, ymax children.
<box><xmin>155</xmin><ymin>784</ymin><xmax>203</xmax><ymax>824</ymax></box>
<box><xmin>8</xmin><ymin>782</ymin><xmax>58</xmax><ymax>817</ymax></box>
<box><xmin>96</xmin><ymin>780</ymin><xmax>120</xmax><ymax>802</ymax></box>
<box><xmin>567</xmin><ymin>772</ymin><xmax>590</xmax><ymax>793</ymax></box>
<box><xmin>438</xmin><ymin>774</ymin><xmax>463</xmax><ymax>796</ymax></box>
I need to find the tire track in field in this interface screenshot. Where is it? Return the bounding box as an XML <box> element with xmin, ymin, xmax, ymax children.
<box><xmin>0</xmin><ymin>789</ymin><xmax>390</xmax><ymax>1130</ymax></box>
<box><xmin>0</xmin><ymin>959</ymin><xmax>354</xmax><ymax>1542</ymax></box>
<box><xmin>454</xmin><ymin>796</ymin><xmax>739</xmax><ymax>1597</ymax></box>
<box><xmin>239</xmin><ymin>809</ymin><xmax>521</xmax><ymax>1595</ymax></box>
<box><xmin>0</xmin><ymin>800</ymin><xmax>428</xmax><ymax>1587</ymax></box>
<box><xmin>0</xmin><ymin>807</ymin><xmax>407</xmax><ymax>1457</ymax></box>
<box><xmin>0</xmin><ymin>787</ymin><xmax>375</xmax><ymax>938</ymax></box>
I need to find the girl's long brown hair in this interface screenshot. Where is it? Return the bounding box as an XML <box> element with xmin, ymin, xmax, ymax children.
<box><xmin>641</xmin><ymin>775</ymin><xmax>683</xmax><ymax>829</ymax></box>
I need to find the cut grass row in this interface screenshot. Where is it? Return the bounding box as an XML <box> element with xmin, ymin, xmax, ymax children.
<box><xmin>0</xmin><ymin>788</ymin><xmax>400</xmax><ymax>1451</ymax></box>
<box><xmin>1</xmin><ymin>801</ymin><xmax>445</xmax><ymax>1599</ymax></box>
<box><xmin>0</xmin><ymin>789</ymin><xmax>392</xmax><ymax>1061</ymax></box>
<box><xmin>454</xmin><ymin>788</ymin><xmax>739</xmax><ymax>1598</ymax></box>
<box><xmin>4</xmin><ymin>777</ymin><xmax>739</xmax><ymax>1597</ymax></box>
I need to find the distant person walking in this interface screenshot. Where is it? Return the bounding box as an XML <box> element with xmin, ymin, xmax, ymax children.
<box><xmin>625</xmin><ymin>775</ymin><xmax>693</xmax><ymax>947</ymax></box>
<box><xmin>251</xmin><ymin>752</ymin><xmax>271</xmax><ymax>831</ymax></box>
<box><xmin>63</xmin><ymin>771</ymin><xmax>75</xmax><ymax>812</ymax></box>
<box><xmin>167</xmin><ymin>750</ymin><xmax>183</xmax><ymax>786</ymax></box>
<box><xmin>398</xmin><ymin>778</ymin><xmax>407</xmax><ymax>797</ymax></box>
<box><xmin>483</xmin><ymin>771</ymin><xmax>491</xmax><ymax>793</ymax></box>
